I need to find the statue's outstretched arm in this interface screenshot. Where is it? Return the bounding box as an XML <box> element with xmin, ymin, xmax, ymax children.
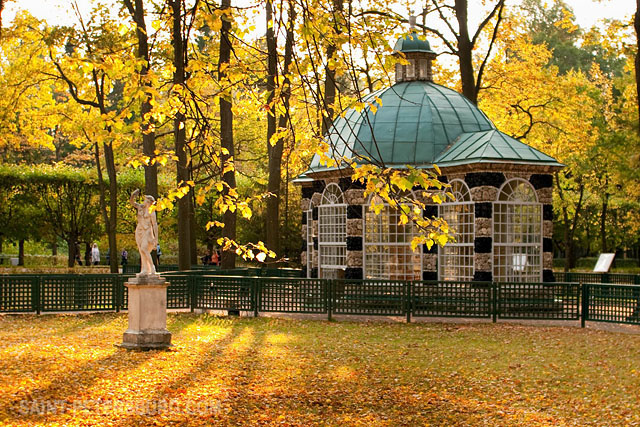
<box><xmin>130</xmin><ymin>189</ymin><xmax>141</xmax><ymax>208</ymax></box>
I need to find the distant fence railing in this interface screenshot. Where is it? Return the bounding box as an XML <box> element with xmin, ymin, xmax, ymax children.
<box><xmin>1</xmin><ymin>273</ymin><xmax>639</xmax><ymax>327</ymax></box>
<box><xmin>122</xmin><ymin>264</ymin><xmax>303</xmax><ymax>278</ymax></box>
<box><xmin>553</xmin><ymin>272</ymin><xmax>640</xmax><ymax>285</ymax></box>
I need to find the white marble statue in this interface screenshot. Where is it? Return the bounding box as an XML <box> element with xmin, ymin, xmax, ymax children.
<box><xmin>130</xmin><ymin>189</ymin><xmax>158</xmax><ymax>276</ymax></box>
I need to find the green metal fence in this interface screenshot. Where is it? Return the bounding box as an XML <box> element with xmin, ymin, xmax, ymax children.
<box><xmin>413</xmin><ymin>281</ymin><xmax>493</xmax><ymax>319</ymax></box>
<box><xmin>582</xmin><ymin>283</ymin><xmax>640</xmax><ymax>326</ymax></box>
<box><xmin>257</xmin><ymin>277</ymin><xmax>328</xmax><ymax>314</ymax></box>
<box><xmin>0</xmin><ymin>275</ymin><xmax>37</xmax><ymax>312</ymax></box>
<box><xmin>497</xmin><ymin>282</ymin><xmax>580</xmax><ymax>320</ymax></box>
<box><xmin>553</xmin><ymin>272</ymin><xmax>640</xmax><ymax>285</ymax></box>
<box><xmin>194</xmin><ymin>276</ymin><xmax>254</xmax><ymax>312</ymax></box>
<box><xmin>331</xmin><ymin>279</ymin><xmax>408</xmax><ymax>318</ymax></box>
<box><xmin>1</xmin><ymin>273</ymin><xmax>639</xmax><ymax>328</ymax></box>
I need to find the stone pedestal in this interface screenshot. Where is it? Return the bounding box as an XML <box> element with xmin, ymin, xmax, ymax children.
<box><xmin>120</xmin><ymin>275</ymin><xmax>172</xmax><ymax>350</ymax></box>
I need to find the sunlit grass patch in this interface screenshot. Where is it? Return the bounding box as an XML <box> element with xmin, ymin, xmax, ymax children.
<box><xmin>0</xmin><ymin>313</ymin><xmax>639</xmax><ymax>425</ymax></box>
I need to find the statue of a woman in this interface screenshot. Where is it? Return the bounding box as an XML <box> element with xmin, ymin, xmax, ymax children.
<box><xmin>130</xmin><ymin>189</ymin><xmax>158</xmax><ymax>276</ymax></box>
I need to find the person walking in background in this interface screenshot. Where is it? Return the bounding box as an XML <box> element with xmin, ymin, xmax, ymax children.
<box><xmin>201</xmin><ymin>251</ymin><xmax>210</xmax><ymax>265</ymax></box>
<box><xmin>121</xmin><ymin>248</ymin><xmax>128</xmax><ymax>266</ymax></box>
<box><xmin>211</xmin><ymin>249</ymin><xmax>219</xmax><ymax>266</ymax></box>
<box><xmin>91</xmin><ymin>243</ymin><xmax>100</xmax><ymax>266</ymax></box>
<box><xmin>156</xmin><ymin>244</ymin><xmax>162</xmax><ymax>264</ymax></box>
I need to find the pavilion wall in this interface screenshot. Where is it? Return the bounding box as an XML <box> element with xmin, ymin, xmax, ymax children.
<box><xmin>442</xmin><ymin>166</ymin><xmax>555</xmax><ymax>283</ymax></box>
<box><xmin>300</xmin><ymin>175</ymin><xmax>365</xmax><ymax>279</ymax></box>
<box><xmin>300</xmin><ymin>165</ymin><xmax>555</xmax><ymax>283</ymax></box>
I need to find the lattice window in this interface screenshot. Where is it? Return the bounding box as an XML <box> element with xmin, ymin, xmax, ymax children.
<box><xmin>364</xmin><ymin>195</ymin><xmax>422</xmax><ymax>281</ymax></box>
<box><xmin>318</xmin><ymin>183</ymin><xmax>346</xmax><ymax>278</ymax></box>
<box><xmin>306</xmin><ymin>209</ymin><xmax>313</xmax><ymax>278</ymax></box>
<box><xmin>439</xmin><ymin>180</ymin><xmax>474</xmax><ymax>281</ymax></box>
<box><xmin>493</xmin><ymin>179</ymin><xmax>542</xmax><ymax>282</ymax></box>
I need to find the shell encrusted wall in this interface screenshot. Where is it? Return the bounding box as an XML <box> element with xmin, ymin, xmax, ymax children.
<box><xmin>300</xmin><ymin>166</ymin><xmax>555</xmax><ymax>282</ymax></box>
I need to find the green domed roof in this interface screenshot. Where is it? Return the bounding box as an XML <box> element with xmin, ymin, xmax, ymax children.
<box><xmin>309</xmin><ymin>80</ymin><xmax>495</xmax><ymax>170</ymax></box>
<box><xmin>393</xmin><ymin>32</ymin><xmax>435</xmax><ymax>54</ymax></box>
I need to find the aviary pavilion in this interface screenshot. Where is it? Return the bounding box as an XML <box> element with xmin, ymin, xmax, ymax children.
<box><xmin>297</xmin><ymin>33</ymin><xmax>562</xmax><ymax>283</ymax></box>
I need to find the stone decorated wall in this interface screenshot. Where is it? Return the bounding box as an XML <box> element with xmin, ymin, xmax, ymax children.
<box><xmin>345</xmin><ymin>195</ymin><xmax>364</xmax><ymax>280</ymax></box>
<box><xmin>299</xmin><ymin>176</ymin><xmax>364</xmax><ymax>279</ymax></box>
<box><xmin>530</xmin><ymin>173</ymin><xmax>555</xmax><ymax>282</ymax></box>
<box><xmin>465</xmin><ymin>171</ymin><xmax>502</xmax><ymax>282</ymax></box>
<box><xmin>461</xmin><ymin>169</ymin><xmax>555</xmax><ymax>282</ymax></box>
<box><xmin>300</xmin><ymin>165</ymin><xmax>556</xmax><ymax>283</ymax></box>
<box><xmin>421</xmin><ymin>203</ymin><xmax>438</xmax><ymax>281</ymax></box>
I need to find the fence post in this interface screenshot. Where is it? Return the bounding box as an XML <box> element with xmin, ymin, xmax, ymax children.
<box><xmin>253</xmin><ymin>278</ymin><xmax>260</xmax><ymax>318</ymax></box>
<box><xmin>113</xmin><ymin>276</ymin><xmax>120</xmax><ymax>312</ymax></box>
<box><xmin>581</xmin><ymin>282</ymin><xmax>588</xmax><ymax>328</ymax></box>
<box><xmin>189</xmin><ymin>276</ymin><xmax>196</xmax><ymax>313</ymax></box>
<box><xmin>32</xmin><ymin>276</ymin><xmax>41</xmax><ymax>315</ymax></box>
<box><xmin>327</xmin><ymin>280</ymin><xmax>333</xmax><ymax>322</ymax></box>
<box><xmin>492</xmin><ymin>282</ymin><xmax>498</xmax><ymax>323</ymax></box>
<box><xmin>405</xmin><ymin>281</ymin><xmax>412</xmax><ymax>323</ymax></box>
<box><xmin>602</xmin><ymin>273</ymin><xmax>609</xmax><ymax>284</ymax></box>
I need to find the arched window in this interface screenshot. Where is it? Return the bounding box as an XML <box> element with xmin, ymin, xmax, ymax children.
<box><xmin>493</xmin><ymin>179</ymin><xmax>542</xmax><ymax>282</ymax></box>
<box><xmin>364</xmin><ymin>194</ymin><xmax>422</xmax><ymax>280</ymax></box>
<box><xmin>439</xmin><ymin>180</ymin><xmax>474</xmax><ymax>281</ymax></box>
<box><xmin>318</xmin><ymin>184</ymin><xmax>346</xmax><ymax>278</ymax></box>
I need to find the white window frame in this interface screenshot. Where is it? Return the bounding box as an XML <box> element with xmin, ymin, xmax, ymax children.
<box><xmin>438</xmin><ymin>180</ymin><xmax>475</xmax><ymax>281</ymax></box>
<box><xmin>493</xmin><ymin>178</ymin><xmax>542</xmax><ymax>283</ymax></box>
<box><xmin>363</xmin><ymin>194</ymin><xmax>423</xmax><ymax>281</ymax></box>
<box><xmin>418</xmin><ymin>58</ymin><xmax>428</xmax><ymax>79</ymax></box>
<box><xmin>406</xmin><ymin>59</ymin><xmax>416</xmax><ymax>79</ymax></box>
<box><xmin>306</xmin><ymin>208</ymin><xmax>313</xmax><ymax>278</ymax></box>
<box><xmin>318</xmin><ymin>183</ymin><xmax>347</xmax><ymax>278</ymax></box>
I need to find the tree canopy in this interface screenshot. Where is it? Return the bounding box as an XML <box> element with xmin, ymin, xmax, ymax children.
<box><xmin>0</xmin><ymin>0</ymin><xmax>637</xmax><ymax>268</ymax></box>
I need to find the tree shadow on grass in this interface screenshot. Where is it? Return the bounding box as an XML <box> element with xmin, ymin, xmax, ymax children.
<box><xmin>0</xmin><ymin>312</ymin><xmax>205</xmax><ymax>424</ymax></box>
<box><xmin>113</xmin><ymin>317</ymin><xmax>263</xmax><ymax>426</ymax></box>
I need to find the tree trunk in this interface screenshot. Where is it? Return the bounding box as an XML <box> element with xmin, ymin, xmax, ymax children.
<box><xmin>635</xmin><ymin>0</ymin><xmax>640</xmax><ymax>134</ymax></box>
<box><xmin>92</xmin><ymin>141</ymin><xmax>119</xmax><ymax>273</ymax></box>
<box><xmin>67</xmin><ymin>239</ymin><xmax>76</xmax><ymax>268</ymax></box>
<box><xmin>266</xmin><ymin>0</ymin><xmax>295</xmax><ymax>257</ymax></box>
<box><xmin>265</xmin><ymin>0</ymin><xmax>278</xmax><ymax>254</ymax></box>
<box><xmin>171</xmin><ymin>0</ymin><xmax>191</xmax><ymax>271</ymax></box>
<box><xmin>454</xmin><ymin>0</ymin><xmax>477</xmax><ymax>104</ymax></box>
<box><xmin>189</xmin><ymin>195</ymin><xmax>198</xmax><ymax>265</ymax></box>
<box><xmin>321</xmin><ymin>0</ymin><xmax>343</xmax><ymax>135</ymax></box>
<box><xmin>219</xmin><ymin>0</ymin><xmax>236</xmax><ymax>269</ymax></box>
<box><xmin>18</xmin><ymin>239</ymin><xmax>24</xmax><ymax>266</ymax></box>
<box><xmin>84</xmin><ymin>242</ymin><xmax>91</xmax><ymax>266</ymax></box>
<box><xmin>124</xmin><ymin>0</ymin><xmax>158</xmax><ymax>199</ymax></box>
<box><xmin>52</xmin><ymin>239</ymin><xmax>57</xmax><ymax>256</ymax></box>
<box><xmin>556</xmin><ymin>173</ymin><xmax>584</xmax><ymax>271</ymax></box>
<box><xmin>601</xmin><ymin>193</ymin><xmax>609</xmax><ymax>254</ymax></box>
<box><xmin>103</xmin><ymin>142</ymin><xmax>119</xmax><ymax>273</ymax></box>
<box><xmin>0</xmin><ymin>0</ymin><xmax>5</xmax><ymax>39</ymax></box>
<box><xmin>562</xmin><ymin>206</ymin><xmax>572</xmax><ymax>271</ymax></box>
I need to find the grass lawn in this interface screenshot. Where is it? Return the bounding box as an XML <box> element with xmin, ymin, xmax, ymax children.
<box><xmin>1</xmin><ymin>314</ymin><xmax>639</xmax><ymax>426</ymax></box>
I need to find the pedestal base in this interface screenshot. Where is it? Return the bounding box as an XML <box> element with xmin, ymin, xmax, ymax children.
<box><xmin>121</xmin><ymin>330</ymin><xmax>172</xmax><ymax>350</ymax></box>
<box><xmin>120</xmin><ymin>274</ymin><xmax>172</xmax><ymax>350</ymax></box>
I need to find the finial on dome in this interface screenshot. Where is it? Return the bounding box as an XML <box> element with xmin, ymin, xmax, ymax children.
<box><xmin>408</xmin><ymin>15</ymin><xmax>417</xmax><ymax>29</ymax></box>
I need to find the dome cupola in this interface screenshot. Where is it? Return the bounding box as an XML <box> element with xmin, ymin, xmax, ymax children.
<box><xmin>393</xmin><ymin>31</ymin><xmax>437</xmax><ymax>83</ymax></box>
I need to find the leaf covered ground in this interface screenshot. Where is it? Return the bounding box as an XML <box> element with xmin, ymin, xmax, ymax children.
<box><xmin>0</xmin><ymin>313</ymin><xmax>639</xmax><ymax>426</ymax></box>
